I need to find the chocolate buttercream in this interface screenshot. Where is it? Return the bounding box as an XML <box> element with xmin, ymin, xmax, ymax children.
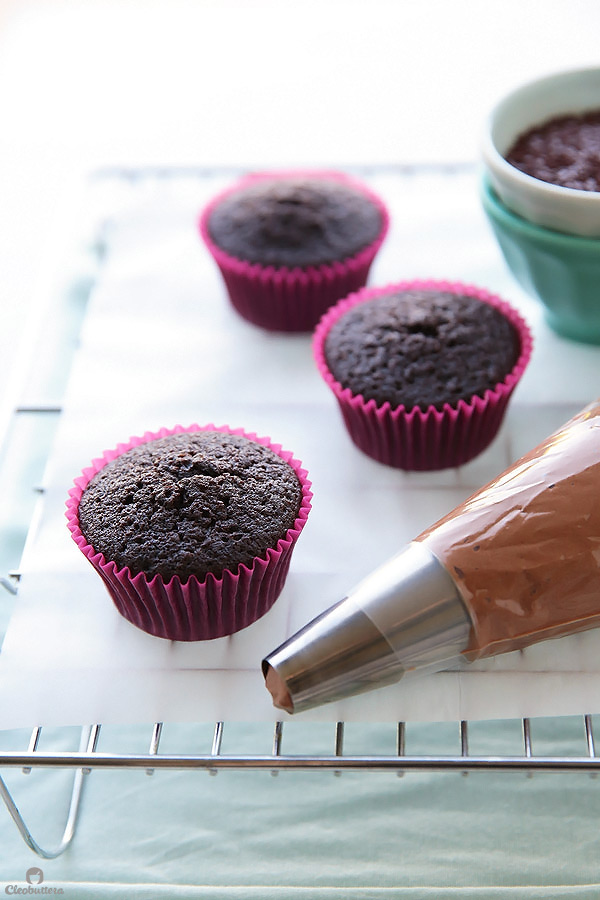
<box><xmin>506</xmin><ymin>110</ymin><xmax>600</xmax><ymax>192</ymax></box>
<box><xmin>417</xmin><ymin>399</ymin><xmax>600</xmax><ymax>659</ymax></box>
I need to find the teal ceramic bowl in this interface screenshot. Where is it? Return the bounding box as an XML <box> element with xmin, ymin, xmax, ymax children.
<box><xmin>481</xmin><ymin>176</ymin><xmax>600</xmax><ymax>344</ymax></box>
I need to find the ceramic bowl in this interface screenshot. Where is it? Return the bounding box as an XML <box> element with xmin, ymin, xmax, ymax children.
<box><xmin>481</xmin><ymin>67</ymin><xmax>600</xmax><ymax>237</ymax></box>
<box><xmin>481</xmin><ymin>176</ymin><xmax>600</xmax><ymax>344</ymax></box>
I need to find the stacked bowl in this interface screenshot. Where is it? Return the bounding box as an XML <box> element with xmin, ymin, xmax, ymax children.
<box><xmin>481</xmin><ymin>67</ymin><xmax>600</xmax><ymax>344</ymax></box>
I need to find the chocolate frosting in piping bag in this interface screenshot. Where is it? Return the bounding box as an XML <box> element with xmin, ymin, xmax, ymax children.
<box><xmin>263</xmin><ymin>399</ymin><xmax>600</xmax><ymax>713</ymax></box>
<box><xmin>417</xmin><ymin>398</ymin><xmax>600</xmax><ymax>660</ymax></box>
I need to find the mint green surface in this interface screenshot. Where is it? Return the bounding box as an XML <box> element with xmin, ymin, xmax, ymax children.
<box><xmin>481</xmin><ymin>177</ymin><xmax>600</xmax><ymax>344</ymax></box>
<box><xmin>1</xmin><ymin>721</ymin><xmax>600</xmax><ymax>897</ymax></box>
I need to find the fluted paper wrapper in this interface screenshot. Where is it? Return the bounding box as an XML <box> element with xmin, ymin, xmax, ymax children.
<box><xmin>199</xmin><ymin>170</ymin><xmax>389</xmax><ymax>332</ymax></box>
<box><xmin>66</xmin><ymin>423</ymin><xmax>312</xmax><ymax>641</ymax></box>
<box><xmin>313</xmin><ymin>279</ymin><xmax>533</xmax><ymax>470</ymax></box>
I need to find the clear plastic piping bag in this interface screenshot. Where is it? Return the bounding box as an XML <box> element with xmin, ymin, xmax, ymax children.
<box><xmin>264</xmin><ymin>399</ymin><xmax>600</xmax><ymax>713</ymax></box>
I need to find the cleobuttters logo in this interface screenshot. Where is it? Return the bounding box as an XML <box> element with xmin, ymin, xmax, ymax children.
<box><xmin>4</xmin><ymin>868</ymin><xmax>65</xmax><ymax>895</ymax></box>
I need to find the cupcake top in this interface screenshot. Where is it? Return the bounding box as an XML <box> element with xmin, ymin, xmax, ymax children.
<box><xmin>206</xmin><ymin>175</ymin><xmax>384</xmax><ymax>269</ymax></box>
<box><xmin>77</xmin><ymin>431</ymin><xmax>302</xmax><ymax>581</ymax></box>
<box><xmin>506</xmin><ymin>110</ymin><xmax>600</xmax><ymax>192</ymax></box>
<box><xmin>323</xmin><ymin>289</ymin><xmax>521</xmax><ymax>412</ymax></box>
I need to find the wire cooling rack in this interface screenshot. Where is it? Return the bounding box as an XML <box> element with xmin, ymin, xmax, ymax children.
<box><xmin>1</xmin><ymin>166</ymin><xmax>599</xmax><ymax>860</ymax></box>
<box><xmin>0</xmin><ymin>716</ymin><xmax>599</xmax><ymax>859</ymax></box>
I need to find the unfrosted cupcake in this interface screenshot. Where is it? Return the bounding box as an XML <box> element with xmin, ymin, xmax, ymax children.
<box><xmin>313</xmin><ymin>280</ymin><xmax>533</xmax><ymax>471</ymax></box>
<box><xmin>66</xmin><ymin>424</ymin><xmax>312</xmax><ymax>641</ymax></box>
<box><xmin>199</xmin><ymin>170</ymin><xmax>389</xmax><ymax>332</ymax></box>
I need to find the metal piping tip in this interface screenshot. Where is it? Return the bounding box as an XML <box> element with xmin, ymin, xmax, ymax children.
<box><xmin>262</xmin><ymin>542</ymin><xmax>472</xmax><ymax>714</ymax></box>
<box><xmin>263</xmin><ymin>663</ymin><xmax>294</xmax><ymax>713</ymax></box>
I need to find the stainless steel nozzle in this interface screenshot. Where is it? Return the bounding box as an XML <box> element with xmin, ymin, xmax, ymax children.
<box><xmin>262</xmin><ymin>542</ymin><xmax>472</xmax><ymax>714</ymax></box>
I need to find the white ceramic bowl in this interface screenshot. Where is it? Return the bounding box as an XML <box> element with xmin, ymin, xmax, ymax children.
<box><xmin>481</xmin><ymin>67</ymin><xmax>600</xmax><ymax>237</ymax></box>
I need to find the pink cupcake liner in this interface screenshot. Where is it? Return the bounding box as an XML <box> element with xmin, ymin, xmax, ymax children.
<box><xmin>313</xmin><ymin>279</ymin><xmax>533</xmax><ymax>471</ymax></box>
<box><xmin>199</xmin><ymin>169</ymin><xmax>390</xmax><ymax>333</ymax></box>
<box><xmin>66</xmin><ymin>423</ymin><xmax>312</xmax><ymax>641</ymax></box>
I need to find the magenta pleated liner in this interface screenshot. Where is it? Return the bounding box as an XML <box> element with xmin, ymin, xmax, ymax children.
<box><xmin>313</xmin><ymin>279</ymin><xmax>534</xmax><ymax>472</ymax></box>
<box><xmin>66</xmin><ymin>424</ymin><xmax>312</xmax><ymax>641</ymax></box>
<box><xmin>199</xmin><ymin>170</ymin><xmax>390</xmax><ymax>333</ymax></box>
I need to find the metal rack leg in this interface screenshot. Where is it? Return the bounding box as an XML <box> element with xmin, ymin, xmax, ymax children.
<box><xmin>0</xmin><ymin>725</ymin><xmax>95</xmax><ymax>859</ymax></box>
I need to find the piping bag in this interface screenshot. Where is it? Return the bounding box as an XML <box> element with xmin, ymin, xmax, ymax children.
<box><xmin>263</xmin><ymin>399</ymin><xmax>600</xmax><ymax>714</ymax></box>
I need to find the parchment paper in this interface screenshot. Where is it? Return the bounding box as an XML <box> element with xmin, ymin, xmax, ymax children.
<box><xmin>1</xmin><ymin>168</ymin><xmax>600</xmax><ymax>728</ymax></box>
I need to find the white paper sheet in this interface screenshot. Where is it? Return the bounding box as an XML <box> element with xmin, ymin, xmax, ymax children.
<box><xmin>1</xmin><ymin>168</ymin><xmax>600</xmax><ymax>729</ymax></box>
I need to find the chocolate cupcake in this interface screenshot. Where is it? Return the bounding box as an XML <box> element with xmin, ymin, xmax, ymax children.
<box><xmin>313</xmin><ymin>280</ymin><xmax>533</xmax><ymax>471</ymax></box>
<box><xmin>199</xmin><ymin>170</ymin><xmax>389</xmax><ymax>332</ymax></box>
<box><xmin>66</xmin><ymin>425</ymin><xmax>312</xmax><ymax>640</ymax></box>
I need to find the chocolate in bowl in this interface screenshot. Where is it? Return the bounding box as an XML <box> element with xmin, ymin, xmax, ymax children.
<box><xmin>506</xmin><ymin>109</ymin><xmax>600</xmax><ymax>193</ymax></box>
<box><xmin>481</xmin><ymin>67</ymin><xmax>600</xmax><ymax>236</ymax></box>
